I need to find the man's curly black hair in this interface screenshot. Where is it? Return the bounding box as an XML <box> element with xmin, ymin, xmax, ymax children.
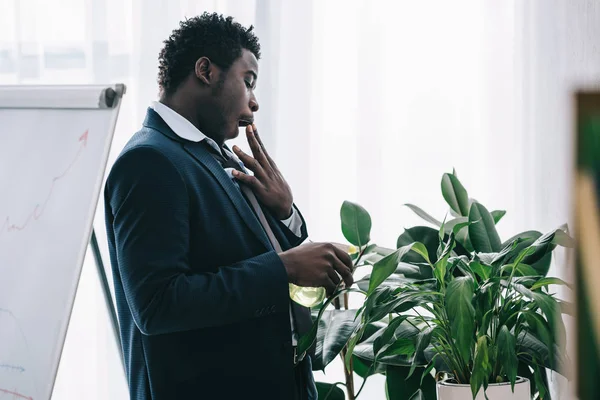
<box><xmin>158</xmin><ymin>12</ymin><xmax>261</xmax><ymax>96</ymax></box>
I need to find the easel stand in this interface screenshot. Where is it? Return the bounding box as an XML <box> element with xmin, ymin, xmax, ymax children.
<box><xmin>90</xmin><ymin>229</ymin><xmax>125</xmax><ymax>371</ymax></box>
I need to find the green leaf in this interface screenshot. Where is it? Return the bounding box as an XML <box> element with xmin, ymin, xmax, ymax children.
<box><xmin>341</xmin><ymin>200</ymin><xmax>372</xmax><ymax>247</ymax></box>
<box><xmin>386</xmin><ymin>365</ymin><xmax>437</xmax><ymax>400</ymax></box>
<box><xmin>379</xmin><ymin>338</ymin><xmax>416</xmax><ymax>358</ymax></box>
<box><xmin>552</xmin><ymin>228</ymin><xmax>575</xmax><ymax>248</ymax></box>
<box><xmin>421</xmin><ymin>361</ymin><xmax>435</xmax><ymax>387</ymax></box>
<box><xmin>407</xmin><ymin>326</ymin><xmax>434</xmax><ymax>380</ymax></box>
<box><xmin>368</xmin><ymin>243</ymin><xmax>430</xmax><ymax>295</ymax></box>
<box><xmin>443</xmin><ymin>217</ymin><xmax>468</xmax><ymax>235</ymax></box>
<box><xmin>345</xmin><ymin>328</ymin><xmax>363</xmax><ymax>371</ymax></box>
<box><xmin>530</xmin><ymin>277</ymin><xmax>574</xmax><ymax>291</ymax></box>
<box><xmin>533</xmin><ymin>365</ymin><xmax>549</xmax><ymax>400</ymax></box>
<box><xmin>445</xmin><ymin>276</ymin><xmax>476</xmax><ymax>364</ymax></box>
<box><xmin>497</xmin><ymin>326</ymin><xmax>518</xmax><ymax>390</ymax></box>
<box><xmin>374</xmin><ymin>316</ymin><xmax>408</xmax><ymax>356</ymax></box>
<box><xmin>491</xmin><ymin>210</ymin><xmax>507</xmax><ymax>224</ymax></box>
<box><xmin>397</xmin><ymin>226</ymin><xmax>440</xmax><ymax>265</ymax></box>
<box><xmin>434</xmin><ymin>235</ymin><xmax>455</xmax><ymax>284</ymax></box>
<box><xmin>468</xmin><ymin>202</ymin><xmax>502</xmax><ymax>252</ymax></box>
<box><xmin>469</xmin><ymin>260</ymin><xmax>490</xmax><ymax>281</ymax></box>
<box><xmin>353</xmin><ymin>321</ymin><xmax>423</xmax><ymax>367</ymax></box>
<box><xmin>313</xmin><ymin>309</ymin><xmax>361</xmax><ymax>370</ymax></box>
<box><xmin>404</xmin><ymin>204</ymin><xmax>442</xmax><ymax>227</ymax></box>
<box><xmin>441</xmin><ymin>173</ymin><xmax>470</xmax><ymax>216</ymax></box>
<box><xmin>315</xmin><ymin>382</ymin><xmax>345</xmax><ymax>400</ymax></box>
<box><xmin>523</xmin><ymin>312</ymin><xmax>553</xmax><ymax>363</ymax></box>
<box><xmin>352</xmin><ymin>354</ymin><xmax>385</xmax><ymax>378</ymax></box>
<box><xmin>502</xmin><ymin>230</ymin><xmax>542</xmax><ymax>249</ymax></box>
<box><xmin>297</xmin><ymin>288</ymin><xmax>358</xmax><ymax>357</ymax></box>
<box><xmin>408</xmin><ymin>389</ymin><xmax>425</xmax><ymax>400</ymax></box>
<box><xmin>500</xmin><ymin>263</ymin><xmax>539</xmax><ymax>277</ymax></box>
<box><xmin>471</xmin><ymin>336</ymin><xmax>492</xmax><ymax>399</ymax></box>
<box><xmin>530</xmin><ymin>253</ymin><xmax>552</xmax><ymax>277</ymax></box>
<box><xmin>557</xmin><ymin>300</ymin><xmax>575</xmax><ymax>316</ymax></box>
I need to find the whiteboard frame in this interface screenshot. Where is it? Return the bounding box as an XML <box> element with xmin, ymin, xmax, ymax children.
<box><xmin>0</xmin><ymin>84</ymin><xmax>126</xmax><ymax>109</ymax></box>
<box><xmin>0</xmin><ymin>83</ymin><xmax>126</xmax><ymax>398</ymax></box>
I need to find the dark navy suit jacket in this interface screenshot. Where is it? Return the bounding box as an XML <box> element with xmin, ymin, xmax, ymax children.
<box><xmin>104</xmin><ymin>108</ymin><xmax>309</xmax><ymax>400</ymax></box>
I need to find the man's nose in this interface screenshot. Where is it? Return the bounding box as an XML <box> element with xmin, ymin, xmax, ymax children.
<box><xmin>249</xmin><ymin>94</ymin><xmax>259</xmax><ymax>112</ymax></box>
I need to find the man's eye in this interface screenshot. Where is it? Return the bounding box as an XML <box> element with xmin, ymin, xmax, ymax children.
<box><xmin>245</xmin><ymin>81</ymin><xmax>252</xmax><ymax>88</ymax></box>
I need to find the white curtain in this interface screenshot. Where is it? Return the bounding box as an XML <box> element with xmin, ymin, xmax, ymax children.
<box><xmin>1</xmin><ymin>0</ymin><xmax>599</xmax><ymax>398</ymax></box>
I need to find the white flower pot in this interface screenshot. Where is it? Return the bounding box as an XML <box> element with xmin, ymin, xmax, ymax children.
<box><xmin>437</xmin><ymin>377</ymin><xmax>530</xmax><ymax>400</ymax></box>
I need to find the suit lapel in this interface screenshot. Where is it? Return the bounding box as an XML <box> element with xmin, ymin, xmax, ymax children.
<box><xmin>143</xmin><ymin>107</ymin><xmax>273</xmax><ymax>250</ymax></box>
<box><xmin>183</xmin><ymin>141</ymin><xmax>273</xmax><ymax>250</ymax></box>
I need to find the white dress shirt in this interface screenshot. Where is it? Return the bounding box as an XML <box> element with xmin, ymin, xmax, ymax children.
<box><xmin>151</xmin><ymin>101</ymin><xmax>302</xmax><ymax>344</ymax></box>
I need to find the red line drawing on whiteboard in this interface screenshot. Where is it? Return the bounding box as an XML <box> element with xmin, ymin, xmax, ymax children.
<box><xmin>0</xmin><ymin>130</ymin><xmax>89</xmax><ymax>240</ymax></box>
<box><xmin>0</xmin><ymin>387</ymin><xmax>33</xmax><ymax>400</ymax></box>
<box><xmin>0</xmin><ymin>308</ymin><xmax>37</xmax><ymax>399</ymax></box>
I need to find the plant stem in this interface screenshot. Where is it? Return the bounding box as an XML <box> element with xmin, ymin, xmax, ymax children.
<box><xmin>354</xmin><ymin>364</ymin><xmax>375</xmax><ymax>398</ymax></box>
<box><xmin>335</xmin><ymin>292</ymin><xmax>355</xmax><ymax>400</ymax></box>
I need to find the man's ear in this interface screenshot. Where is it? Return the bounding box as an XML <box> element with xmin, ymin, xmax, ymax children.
<box><xmin>195</xmin><ymin>57</ymin><xmax>214</xmax><ymax>85</ymax></box>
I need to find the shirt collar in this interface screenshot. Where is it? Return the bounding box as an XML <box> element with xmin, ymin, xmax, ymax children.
<box><xmin>150</xmin><ymin>101</ymin><xmax>240</xmax><ymax>162</ymax></box>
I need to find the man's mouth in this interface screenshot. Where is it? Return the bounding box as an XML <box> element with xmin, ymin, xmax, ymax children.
<box><xmin>238</xmin><ymin>118</ymin><xmax>254</xmax><ymax>127</ymax></box>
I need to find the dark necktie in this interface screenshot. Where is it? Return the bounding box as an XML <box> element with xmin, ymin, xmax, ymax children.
<box><xmin>204</xmin><ymin>143</ymin><xmax>314</xmax><ymax>346</ymax></box>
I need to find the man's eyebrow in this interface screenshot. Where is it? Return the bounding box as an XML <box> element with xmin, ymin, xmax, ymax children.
<box><xmin>245</xmin><ymin>70</ymin><xmax>258</xmax><ymax>80</ymax></box>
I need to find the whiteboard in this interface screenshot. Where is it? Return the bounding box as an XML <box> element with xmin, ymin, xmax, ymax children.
<box><xmin>0</xmin><ymin>85</ymin><xmax>124</xmax><ymax>400</ymax></box>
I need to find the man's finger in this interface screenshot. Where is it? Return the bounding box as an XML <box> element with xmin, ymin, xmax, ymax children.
<box><xmin>327</xmin><ymin>267</ymin><xmax>342</xmax><ymax>286</ymax></box>
<box><xmin>323</xmin><ymin>276</ymin><xmax>337</xmax><ymax>297</ymax></box>
<box><xmin>331</xmin><ymin>245</ymin><xmax>354</xmax><ymax>270</ymax></box>
<box><xmin>332</xmin><ymin>258</ymin><xmax>354</xmax><ymax>288</ymax></box>
<box><xmin>232</xmin><ymin>170</ymin><xmax>261</xmax><ymax>188</ymax></box>
<box><xmin>246</xmin><ymin>125</ymin><xmax>270</xmax><ymax>168</ymax></box>
<box><xmin>251</xmin><ymin>124</ymin><xmax>277</xmax><ymax>168</ymax></box>
<box><xmin>232</xmin><ymin>146</ymin><xmax>265</xmax><ymax>177</ymax></box>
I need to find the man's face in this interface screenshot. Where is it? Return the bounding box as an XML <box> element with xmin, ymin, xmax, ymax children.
<box><xmin>211</xmin><ymin>49</ymin><xmax>259</xmax><ymax>142</ymax></box>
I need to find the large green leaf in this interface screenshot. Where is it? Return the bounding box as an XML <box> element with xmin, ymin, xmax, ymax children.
<box><xmin>386</xmin><ymin>365</ymin><xmax>437</xmax><ymax>400</ymax></box>
<box><xmin>315</xmin><ymin>382</ymin><xmax>345</xmax><ymax>400</ymax></box>
<box><xmin>530</xmin><ymin>277</ymin><xmax>574</xmax><ymax>291</ymax></box>
<box><xmin>497</xmin><ymin>325</ymin><xmax>518</xmax><ymax>390</ymax></box>
<box><xmin>352</xmin><ymin>354</ymin><xmax>385</xmax><ymax>378</ymax></box>
<box><xmin>408</xmin><ymin>326</ymin><xmax>434</xmax><ymax>379</ymax></box>
<box><xmin>368</xmin><ymin>243</ymin><xmax>430</xmax><ymax>295</ymax></box>
<box><xmin>297</xmin><ymin>288</ymin><xmax>358</xmax><ymax>356</ymax></box>
<box><xmin>374</xmin><ymin>316</ymin><xmax>408</xmax><ymax>356</ymax></box>
<box><xmin>379</xmin><ymin>338</ymin><xmax>416</xmax><ymax>358</ymax></box>
<box><xmin>468</xmin><ymin>202</ymin><xmax>502</xmax><ymax>252</ymax></box>
<box><xmin>502</xmin><ymin>230</ymin><xmax>542</xmax><ymax>249</ymax></box>
<box><xmin>491</xmin><ymin>210</ymin><xmax>507</xmax><ymax>224</ymax></box>
<box><xmin>500</xmin><ymin>263</ymin><xmax>539</xmax><ymax>277</ymax></box>
<box><xmin>516</xmin><ymin>228</ymin><xmax>572</xmax><ymax>276</ymax></box>
<box><xmin>397</xmin><ymin>226</ymin><xmax>440</xmax><ymax>264</ymax></box>
<box><xmin>313</xmin><ymin>309</ymin><xmax>360</xmax><ymax>370</ymax></box>
<box><xmin>353</xmin><ymin>320</ymin><xmax>424</xmax><ymax>367</ymax></box>
<box><xmin>443</xmin><ymin>217</ymin><xmax>468</xmax><ymax>235</ymax></box>
<box><xmin>445</xmin><ymin>276</ymin><xmax>476</xmax><ymax>364</ymax></box>
<box><xmin>404</xmin><ymin>204</ymin><xmax>442</xmax><ymax>227</ymax></box>
<box><xmin>441</xmin><ymin>172</ymin><xmax>470</xmax><ymax>216</ymax></box>
<box><xmin>529</xmin><ymin>253</ymin><xmax>552</xmax><ymax>277</ymax></box>
<box><xmin>471</xmin><ymin>336</ymin><xmax>492</xmax><ymax>398</ymax></box>
<box><xmin>516</xmin><ymin>331</ymin><xmax>567</xmax><ymax>374</ymax></box>
<box><xmin>340</xmin><ymin>200</ymin><xmax>372</xmax><ymax>247</ymax></box>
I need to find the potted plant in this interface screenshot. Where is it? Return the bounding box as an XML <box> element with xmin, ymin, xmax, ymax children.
<box><xmin>301</xmin><ymin>171</ymin><xmax>573</xmax><ymax>399</ymax></box>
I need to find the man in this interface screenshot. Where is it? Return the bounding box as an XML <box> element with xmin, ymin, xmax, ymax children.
<box><xmin>104</xmin><ymin>12</ymin><xmax>353</xmax><ymax>400</ymax></box>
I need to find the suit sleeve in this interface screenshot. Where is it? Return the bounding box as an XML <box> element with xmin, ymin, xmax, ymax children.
<box><xmin>277</xmin><ymin>204</ymin><xmax>308</xmax><ymax>247</ymax></box>
<box><xmin>105</xmin><ymin>146</ymin><xmax>290</xmax><ymax>336</ymax></box>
